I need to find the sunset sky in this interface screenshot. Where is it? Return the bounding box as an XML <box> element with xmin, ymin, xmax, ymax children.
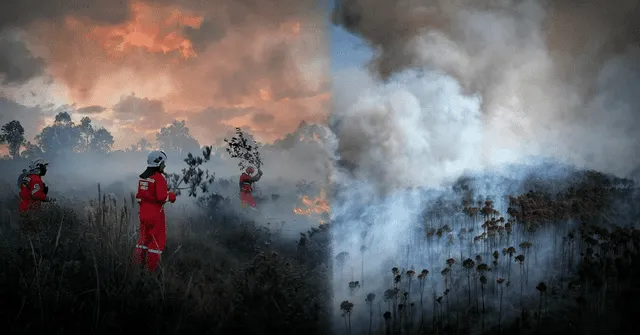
<box><xmin>0</xmin><ymin>0</ymin><xmax>374</xmax><ymax>150</ymax></box>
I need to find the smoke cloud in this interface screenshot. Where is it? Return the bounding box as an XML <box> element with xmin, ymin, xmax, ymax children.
<box><xmin>327</xmin><ymin>0</ymin><xmax>640</xmax><ymax>331</ymax></box>
<box><xmin>332</xmin><ymin>0</ymin><xmax>640</xmax><ymax>177</ymax></box>
<box><xmin>331</xmin><ymin>69</ymin><xmax>485</xmax><ymax>192</ymax></box>
<box><xmin>0</xmin><ymin>29</ymin><xmax>47</xmax><ymax>85</ymax></box>
<box><xmin>0</xmin><ymin>0</ymin><xmax>331</xmax><ymax>148</ymax></box>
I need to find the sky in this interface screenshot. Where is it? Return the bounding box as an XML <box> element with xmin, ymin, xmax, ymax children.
<box><xmin>0</xmin><ymin>0</ymin><xmax>364</xmax><ymax>150</ymax></box>
<box><xmin>331</xmin><ymin>26</ymin><xmax>372</xmax><ymax>72</ymax></box>
<box><xmin>2</xmin><ymin>0</ymin><xmax>639</xmax><ymax>180</ymax></box>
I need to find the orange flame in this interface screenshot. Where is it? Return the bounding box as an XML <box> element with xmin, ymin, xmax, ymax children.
<box><xmin>294</xmin><ymin>189</ymin><xmax>329</xmax><ymax>220</ymax></box>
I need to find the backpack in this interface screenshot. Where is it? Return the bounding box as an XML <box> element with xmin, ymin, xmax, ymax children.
<box><xmin>17</xmin><ymin>169</ymin><xmax>28</xmax><ymax>190</ymax></box>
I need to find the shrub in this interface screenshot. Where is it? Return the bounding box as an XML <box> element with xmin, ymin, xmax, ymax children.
<box><xmin>0</xmin><ymin>192</ymin><xmax>329</xmax><ymax>335</ymax></box>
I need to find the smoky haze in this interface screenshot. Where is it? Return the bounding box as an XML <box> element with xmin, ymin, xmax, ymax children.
<box><xmin>0</xmin><ymin>0</ymin><xmax>334</xmax><ymax>239</ymax></box>
<box><xmin>2</xmin><ymin>0</ymin><xmax>639</xmax><ymax>332</ymax></box>
<box><xmin>332</xmin><ymin>0</ymin><xmax>640</xmax><ymax>178</ymax></box>
<box><xmin>327</xmin><ymin>0</ymin><xmax>640</xmax><ymax>333</ymax></box>
<box><xmin>0</xmin><ymin>118</ymin><xmax>333</xmax><ymax>240</ymax></box>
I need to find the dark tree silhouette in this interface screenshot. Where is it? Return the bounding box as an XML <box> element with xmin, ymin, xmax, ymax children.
<box><xmin>54</xmin><ymin>111</ymin><xmax>72</xmax><ymax>124</ymax></box>
<box><xmin>90</xmin><ymin>128</ymin><xmax>114</xmax><ymax>153</ymax></box>
<box><xmin>136</xmin><ymin>138</ymin><xmax>151</xmax><ymax>152</ymax></box>
<box><xmin>224</xmin><ymin>127</ymin><xmax>263</xmax><ymax>170</ymax></box>
<box><xmin>77</xmin><ymin>116</ymin><xmax>114</xmax><ymax>153</ymax></box>
<box><xmin>165</xmin><ymin>146</ymin><xmax>216</xmax><ymax>197</ymax></box>
<box><xmin>77</xmin><ymin>116</ymin><xmax>94</xmax><ymax>151</ymax></box>
<box><xmin>35</xmin><ymin>111</ymin><xmax>82</xmax><ymax>155</ymax></box>
<box><xmin>0</xmin><ymin>120</ymin><xmax>25</xmax><ymax>159</ymax></box>
<box><xmin>32</xmin><ymin>112</ymin><xmax>114</xmax><ymax>155</ymax></box>
<box><xmin>156</xmin><ymin>120</ymin><xmax>201</xmax><ymax>157</ymax></box>
<box><xmin>20</xmin><ymin>141</ymin><xmax>43</xmax><ymax>159</ymax></box>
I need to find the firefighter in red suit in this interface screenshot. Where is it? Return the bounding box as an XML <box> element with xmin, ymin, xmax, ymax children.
<box><xmin>19</xmin><ymin>158</ymin><xmax>52</xmax><ymax>214</ymax></box>
<box><xmin>133</xmin><ymin>150</ymin><xmax>176</xmax><ymax>272</ymax></box>
<box><xmin>239</xmin><ymin>166</ymin><xmax>263</xmax><ymax>208</ymax></box>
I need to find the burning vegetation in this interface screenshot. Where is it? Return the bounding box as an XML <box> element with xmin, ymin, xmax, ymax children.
<box><xmin>294</xmin><ymin>189</ymin><xmax>330</xmax><ymax>223</ymax></box>
<box><xmin>331</xmin><ymin>169</ymin><xmax>640</xmax><ymax>335</ymax></box>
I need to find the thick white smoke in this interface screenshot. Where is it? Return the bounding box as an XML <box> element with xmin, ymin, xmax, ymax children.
<box><xmin>332</xmin><ymin>0</ymin><xmax>640</xmax><ymax>177</ymax></box>
<box><xmin>326</xmin><ymin>0</ymin><xmax>640</xmax><ymax>331</ymax></box>
<box><xmin>329</xmin><ymin>68</ymin><xmax>493</xmax><ymax>328</ymax></box>
<box><xmin>331</xmin><ymin>68</ymin><xmax>489</xmax><ymax>189</ymax></box>
<box><xmin>326</xmin><ymin>66</ymin><xmax>583</xmax><ymax>333</ymax></box>
<box><xmin>408</xmin><ymin>13</ymin><xmax>640</xmax><ymax>176</ymax></box>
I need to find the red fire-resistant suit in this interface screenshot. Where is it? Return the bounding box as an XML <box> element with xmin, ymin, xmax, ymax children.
<box><xmin>19</xmin><ymin>173</ymin><xmax>47</xmax><ymax>214</ymax></box>
<box><xmin>134</xmin><ymin>171</ymin><xmax>176</xmax><ymax>272</ymax></box>
<box><xmin>239</xmin><ymin>168</ymin><xmax>262</xmax><ymax>208</ymax></box>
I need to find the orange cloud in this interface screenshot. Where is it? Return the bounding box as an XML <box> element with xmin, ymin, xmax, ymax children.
<box><xmin>20</xmin><ymin>0</ymin><xmax>330</xmax><ymax>149</ymax></box>
<box><xmin>78</xmin><ymin>2</ymin><xmax>201</xmax><ymax>60</ymax></box>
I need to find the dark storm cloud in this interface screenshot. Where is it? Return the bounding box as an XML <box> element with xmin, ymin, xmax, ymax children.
<box><xmin>0</xmin><ymin>0</ymin><xmax>131</xmax><ymax>30</ymax></box>
<box><xmin>332</xmin><ymin>0</ymin><xmax>640</xmax><ymax>82</ymax></box>
<box><xmin>0</xmin><ymin>32</ymin><xmax>46</xmax><ymax>85</ymax></box>
<box><xmin>183</xmin><ymin>18</ymin><xmax>227</xmax><ymax>52</ymax></box>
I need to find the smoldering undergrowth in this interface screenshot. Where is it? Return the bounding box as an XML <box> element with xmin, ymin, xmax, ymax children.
<box><xmin>328</xmin><ymin>165</ymin><xmax>640</xmax><ymax>335</ymax></box>
<box><xmin>0</xmin><ymin>179</ymin><xmax>331</xmax><ymax>334</ymax></box>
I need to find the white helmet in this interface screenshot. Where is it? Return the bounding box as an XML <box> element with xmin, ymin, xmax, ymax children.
<box><xmin>29</xmin><ymin>158</ymin><xmax>49</xmax><ymax>170</ymax></box>
<box><xmin>147</xmin><ymin>150</ymin><xmax>168</xmax><ymax>167</ymax></box>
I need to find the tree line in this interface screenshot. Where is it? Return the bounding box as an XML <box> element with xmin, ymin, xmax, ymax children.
<box><xmin>0</xmin><ymin>111</ymin><xmax>202</xmax><ymax>159</ymax></box>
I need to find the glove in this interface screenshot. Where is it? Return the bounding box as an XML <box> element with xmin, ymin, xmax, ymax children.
<box><xmin>43</xmin><ymin>185</ymin><xmax>49</xmax><ymax>195</ymax></box>
<box><xmin>168</xmin><ymin>192</ymin><xmax>177</xmax><ymax>203</ymax></box>
<box><xmin>44</xmin><ymin>196</ymin><xmax>53</xmax><ymax>202</ymax></box>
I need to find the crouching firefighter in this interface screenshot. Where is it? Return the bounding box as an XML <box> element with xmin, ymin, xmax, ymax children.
<box><xmin>19</xmin><ymin>158</ymin><xmax>52</xmax><ymax>214</ymax></box>
<box><xmin>133</xmin><ymin>150</ymin><xmax>176</xmax><ymax>272</ymax></box>
<box><xmin>239</xmin><ymin>166</ymin><xmax>263</xmax><ymax>209</ymax></box>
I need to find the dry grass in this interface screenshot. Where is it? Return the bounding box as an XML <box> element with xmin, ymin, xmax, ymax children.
<box><xmin>1</xmin><ymin>169</ymin><xmax>639</xmax><ymax>335</ymax></box>
<box><xmin>0</xmin><ymin>189</ymin><xmax>330</xmax><ymax>335</ymax></box>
